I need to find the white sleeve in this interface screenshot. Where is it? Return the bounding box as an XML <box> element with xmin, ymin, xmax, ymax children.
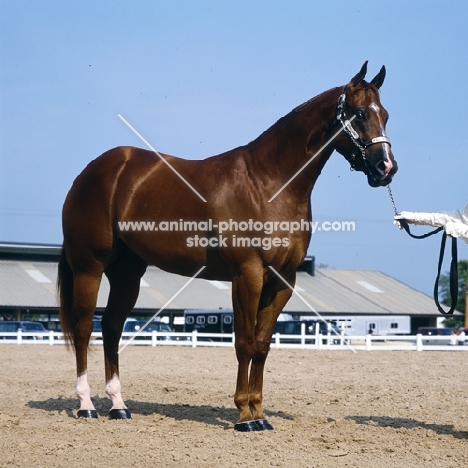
<box><xmin>394</xmin><ymin>208</ymin><xmax>468</xmax><ymax>242</ymax></box>
<box><xmin>445</xmin><ymin>221</ymin><xmax>468</xmax><ymax>243</ymax></box>
<box><xmin>394</xmin><ymin>211</ymin><xmax>458</xmax><ymax>227</ymax></box>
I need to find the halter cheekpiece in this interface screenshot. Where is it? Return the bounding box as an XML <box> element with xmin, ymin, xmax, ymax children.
<box><xmin>335</xmin><ymin>85</ymin><xmax>392</xmax><ymax>170</ymax></box>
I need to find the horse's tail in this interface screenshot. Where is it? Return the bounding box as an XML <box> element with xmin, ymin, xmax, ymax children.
<box><xmin>57</xmin><ymin>246</ymin><xmax>75</xmax><ymax>350</ymax></box>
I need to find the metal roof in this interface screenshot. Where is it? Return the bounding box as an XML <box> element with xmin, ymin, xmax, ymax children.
<box><xmin>0</xmin><ymin>258</ymin><xmax>448</xmax><ymax>316</ymax></box>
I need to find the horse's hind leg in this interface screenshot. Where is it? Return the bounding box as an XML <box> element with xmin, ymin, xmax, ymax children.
<box><xmin>102</xmin><ymin>243</ymin><xmax>147</xmax><ymax>419</ymax></box>
<box><xmin>72</xmin><ymin>270</ymin><xmax>103</xmax><ymax>418</ymax></box>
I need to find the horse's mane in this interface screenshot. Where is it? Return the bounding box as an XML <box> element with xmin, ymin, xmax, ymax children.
<box><xmin>250</xmin><ymin>86</ymin><xmax>341</xmax><ymax>146</ymax></box>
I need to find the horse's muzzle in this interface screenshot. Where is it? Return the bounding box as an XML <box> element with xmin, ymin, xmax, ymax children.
<box><xmin>367</xmin><ymin>157</ymin><xmax>398</xmax><ymax>187</ymax></box>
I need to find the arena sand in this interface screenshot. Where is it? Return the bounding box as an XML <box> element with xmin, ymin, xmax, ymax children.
<box><xmin>1</xmin><ymin>345</ymin><xmax>468</xmax><ymax>467</ymax></box>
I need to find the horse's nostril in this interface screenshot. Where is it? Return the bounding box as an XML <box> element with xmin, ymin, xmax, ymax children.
<box><xmin>377</xmin><ymin>160</ymin><xmax>387</xmax><ymax>173</ymax></box>
<box><xmin>376</xmin><ymin>158</ymin><xmax>393</xmax><ymax>178</ymax></box>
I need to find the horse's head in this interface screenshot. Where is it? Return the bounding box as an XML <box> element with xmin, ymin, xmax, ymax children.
<box><xmin>334</xmin><ymin>61</ymin><xmax>398</xmax><ymax>187</ymax></box>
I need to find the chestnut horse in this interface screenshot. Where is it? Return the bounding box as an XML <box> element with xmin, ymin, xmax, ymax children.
<box><xmin>58</xmin><ymin>62</ymin><xmax>397</xmax><ymax>431</ymax></box>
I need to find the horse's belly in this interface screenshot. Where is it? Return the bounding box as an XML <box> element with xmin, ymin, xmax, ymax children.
<box><xmin>119</xmin><ymin>230</ymin><xmax>233</xmax><ymax>280</ymax></box>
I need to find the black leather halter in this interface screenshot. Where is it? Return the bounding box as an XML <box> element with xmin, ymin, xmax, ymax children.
<box><xmin>335</xmin><ymin>85</ymin><xmax>392</xmax><ymax>170</ymax></box>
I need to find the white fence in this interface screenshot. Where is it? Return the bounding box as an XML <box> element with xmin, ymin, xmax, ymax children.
<box><xmin>0</xmin><ymin>329</ymin><xmax>467</xmax><ymax>351</ymax></box>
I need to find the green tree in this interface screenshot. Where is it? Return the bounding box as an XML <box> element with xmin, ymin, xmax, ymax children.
<box><xmin>440</xmin><ymin>260</ymin><xmax>468</xmax><ymax>328</ymax></box>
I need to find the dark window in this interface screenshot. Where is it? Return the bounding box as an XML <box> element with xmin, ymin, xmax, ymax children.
<box><xmin>24</xmin><ymin>323</ymin><xmax>44</xmax><ymax>331</ymax></box>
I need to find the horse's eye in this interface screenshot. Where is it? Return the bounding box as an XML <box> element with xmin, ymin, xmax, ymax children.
<box><xmin>355</xmin><ymin>110</ymin><xmax>366</xmax><ymax>121</ymax></box>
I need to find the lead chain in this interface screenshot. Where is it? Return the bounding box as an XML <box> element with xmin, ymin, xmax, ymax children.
<box><xmin>387</xmin><ymin>184</ymin><xmax>399</xmax><ymax>216</ymax></box>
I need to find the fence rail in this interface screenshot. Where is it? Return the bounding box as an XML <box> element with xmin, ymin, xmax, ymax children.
<box><xmin>0</xmin><ymin>329</ymin><xmax>467</xmax><ymax>351</ymax></box>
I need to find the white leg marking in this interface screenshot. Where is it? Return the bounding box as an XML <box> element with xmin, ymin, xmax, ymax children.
<box><xmin>105</xmin><ymin>374</ymin><xmax>127</xmax><ymax>409</ymax></box>
<box><xmin>76</xmin><ymin>373</ymin><xmax>95</xmax><ymax>411</ymax></box>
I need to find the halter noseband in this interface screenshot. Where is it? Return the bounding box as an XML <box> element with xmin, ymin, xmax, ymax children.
<box><xmin>336</xmin><ymin>85</ymin><xmax>391</xmax><ymax>170</ymax></box>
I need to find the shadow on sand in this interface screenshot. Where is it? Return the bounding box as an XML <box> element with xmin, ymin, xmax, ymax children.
<box><xmin>346</xmin><ymin>415</ymin><xmax>468</xmax><ymax>440</ymax></box>
<box><xmin>28</xmin><ymin>396</ymin><xmax>293</xmax><ymax>428</ymax></box>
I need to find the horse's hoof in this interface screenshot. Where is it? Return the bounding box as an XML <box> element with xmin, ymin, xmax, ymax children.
<box><xmin>255</xmin><ymin>419</ymin><xmax>274</xmax><ymax>431</ymax></box>
<box><xmin>109</xmin><ymin>408</ymin><xmax>132</xmax><ymax>420</ymax></box>
<box><xmin>234</xmin><ymin>420</ymin><xmax>261</xmax><ymax>432</ymax></box>
<box><xmin>77</xmin><ymin>409</ymin><xmax>98</xmax><ymax>419</ymax></box>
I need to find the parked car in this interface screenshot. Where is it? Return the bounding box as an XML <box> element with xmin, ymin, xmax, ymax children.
<box><xmin>91</xmin><ymin>318</ymin><xmax>178</xmax><ymax>341</ymax></box>
<box><xmin>43</xmin><ymin>321</ymin><xmax>62</xmax><ymax>332</ymax></box>
<box><xmin>416</xmin><ymin>327</ymin><xmax>452</xmax><ymax>345</ymax></box>
<box><xmin>273</xmin><ymin>320</ymin><xmax>342</xmax><ymax>344</ymax></box>
<box><xmin>0</xmin><ymin>321</ymin><xmax>49</xmax><ymax>340</ymax></box>
<box><xmin>122</xmin><ymin>320</ymin><xmax>173</xmax><ymax>341</ymax></box>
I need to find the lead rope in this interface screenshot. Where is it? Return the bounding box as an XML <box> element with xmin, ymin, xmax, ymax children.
<box><xmin>387</xmin><ymin>185</ymin><xmax>458</xmax><ymax>315</ymax></box>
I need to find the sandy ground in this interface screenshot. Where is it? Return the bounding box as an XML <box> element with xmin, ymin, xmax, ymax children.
<box><xmin>1</xmin><ymin>344</ymin><xmax>468</xmax><ymax>467</ymax></box>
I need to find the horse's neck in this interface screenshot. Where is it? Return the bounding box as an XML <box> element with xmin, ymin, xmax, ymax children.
<box><xmin>246</xmin><ymin>87</ymin><xmax>342</xmax><ymax>202</ymax></box>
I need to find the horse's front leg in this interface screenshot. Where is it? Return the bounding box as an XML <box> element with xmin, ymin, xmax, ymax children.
<box><xmin>231</xmin><ymin>266</ymin><xmax>263</xmax><ymax>430</ymax></box>
<box><xmin>248</xmin><ymin>274</ymin><xmax>295</xmax><ymax>429</ymax></box>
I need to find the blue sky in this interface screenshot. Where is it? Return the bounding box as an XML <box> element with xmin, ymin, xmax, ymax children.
<box><xmin>1</xmin><ymin>0</ymin><xmax>467</xmax><ymax>296</ymax></box>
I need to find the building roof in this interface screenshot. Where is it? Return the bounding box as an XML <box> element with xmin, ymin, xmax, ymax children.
<box><xmin>0</xmin><ymin>255</ymin><xmax>450</xmax><ymax>316</ymax></box>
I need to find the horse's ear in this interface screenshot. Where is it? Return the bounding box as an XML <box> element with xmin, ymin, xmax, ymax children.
<box><xmin>370</xmin><ymin>65</ymin><xmax>386</xmax><ymax>89</ymax></box>
<box><xmin>350</xmin><ymin>61</ymin><xmax>368</xmax><ymax>87</ymax></box>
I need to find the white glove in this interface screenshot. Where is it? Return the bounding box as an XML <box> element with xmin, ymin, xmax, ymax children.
<box><xmin>393</xmin><ymin>209</ymin><xmax>468</xmax><ymax>242</ymax></box>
